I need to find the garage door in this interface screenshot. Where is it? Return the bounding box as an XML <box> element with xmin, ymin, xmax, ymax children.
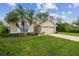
<box><xmin>41</xmin><ymin>26</ymin><xmax>55</xmax><ymax>34</ymax></box>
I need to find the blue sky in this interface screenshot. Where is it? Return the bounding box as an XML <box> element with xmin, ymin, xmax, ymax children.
<box><xmin>0</xmin><ymin>3</ymin><xmax>79</xmax><ymax>23</ymax></box>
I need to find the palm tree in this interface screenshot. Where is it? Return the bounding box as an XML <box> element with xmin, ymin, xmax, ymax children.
<box><xmin>5</xmin><ymin>5</ymin><xmax>35</xmax><ymax>34</ymax></box>
<box><xmin>15</xmin><ymin>5</ymin><xmax>28</xmax><ymax>33</ymax></box>
<box><xmin>16</xmin><ymin>5</ymin><xmax>36</xmax><ymax>34</ymax></box>
<box><xmin>4</xmin><ymin>10</ymin><xmax>20</xmax><ymax>30</ymax></box>
<box><xmin>26</xmin><ymin>9</ymin><xmax>35</xmax><ymax>30</ymax></box>
<box><xmin>27</xmin><ymin>9</ymin><xmax>35</xmax><ymax>24</ymax></box>
<box><xmin>36</xmin><ymin>13</ymin><xmax>49</xmax><ymax>24</ymax></box>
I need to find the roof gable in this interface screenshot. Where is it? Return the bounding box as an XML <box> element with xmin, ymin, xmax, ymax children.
<box><xmin>40</xmin><ymin>19</ymin><xmax>55</xmax><ymax>27</ymax></box>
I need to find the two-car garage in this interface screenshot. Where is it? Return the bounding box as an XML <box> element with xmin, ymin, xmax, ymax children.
<box><xmin>40</xmin><ymin>20</ymin><xmax>56</xmax><ymax>34</ymax></box>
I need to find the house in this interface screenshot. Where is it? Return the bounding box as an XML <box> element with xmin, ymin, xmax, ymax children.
<box><xmin>10</xmin><ymin>17</ymin><xmax>56</xmax><ymax>34</ymax></box>
<box><xmin>40</xmin><ymin>18</ymin><xmax>56</xmax><ymax>34</ymax></box>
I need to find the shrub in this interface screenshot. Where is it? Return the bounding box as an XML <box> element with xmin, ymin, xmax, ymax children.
<box><xmin>1</xmin><ymin>27</ymin><xmax>10</xmax><ymax>33</ymax></box>
<box><xmin>56</xmin><ymin>23</ymin><xmax>72</xmax><ymax>32</ymax></box>
<box><xmin>56</xmin><ymin>24</ymin><xmax>64</xmax><ymax>32</ymax></box>
<box><xmin>69</xmin><ymin>27</ymin><xmax>79</xmax><ymax>33</ymax></box>
<box><xmin>0</xmin><ymin>21</ymin><xmax>5</xmax><ymax>33</ymax></box>
<box><xmin>0</xmin><ymin>33</ymin><xmax>37</xmax><ymax>37</ymax></box>
<box><xmin>0</xmin><ymin>21</ymin><xmax>9</xmax><ymax>33</ymax></box>
<box><xmin>27</xmin><ymin>33</ymin><xmax>38</xmax><ymax>36</ymax></box>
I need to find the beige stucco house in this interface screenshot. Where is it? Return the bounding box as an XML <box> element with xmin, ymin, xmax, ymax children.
<box><xmin>10</xmin><ymin>17</ymin><xmax>56</xmax><ymax>34</ymax></box>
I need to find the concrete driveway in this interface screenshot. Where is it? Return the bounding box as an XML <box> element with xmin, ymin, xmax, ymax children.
<box><xmin>47</xmin><ymin>34</ymin><xmax>79</xmax><ymax>41</ymax></box>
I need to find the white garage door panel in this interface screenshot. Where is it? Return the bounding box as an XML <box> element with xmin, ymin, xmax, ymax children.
<box><xmin>41</xmin><ymin>27</ymin><xmax>54</xmax><ymax>34</ymax></box>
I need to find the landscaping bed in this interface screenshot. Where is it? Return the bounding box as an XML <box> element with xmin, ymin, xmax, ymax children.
<box><xmin>0</xmin><ymin>33</ymin><xmax>37</xmax><ymax>37</ymax></box>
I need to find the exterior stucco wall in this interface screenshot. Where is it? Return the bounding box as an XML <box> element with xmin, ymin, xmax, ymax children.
<box><xmin>10</xmin><ymin>19</ymin><xmax>30</xmax><ymax>33</ymax></box>
<box><xmin>10</xmin><ymin>23</ymin><xmax>17</xmax><ymax>33</ymax></box>
<box><xmin>40</xmin><ymin>20</ymin><xmax>56</xmax><ymax>34</ymax></box>
<box><xmin>41</xmin><ymin>27</ymin><xmax>56</xmax><ymax>34</ymax></box>
<box><xmin>40</xmin><ymin>20</ymin><xmax>55</xmax><ymax>27</ymax></box>
<box><xmin>28</xmin><ymin>24</ymin><xmax>35</xmax><ymax>33</ymax></box>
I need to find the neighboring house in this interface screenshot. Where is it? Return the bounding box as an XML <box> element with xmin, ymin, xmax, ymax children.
<box><xmin>10</xmin><ymin>17</ymin><xmax>56</xmax><ymax>34</ymax></box>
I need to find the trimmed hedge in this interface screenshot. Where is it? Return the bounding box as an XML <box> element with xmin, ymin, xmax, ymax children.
<box><xmin>69</xmin><ymin>29</ymin><xmax>79</xmax><ymax>33</ymax></box>
<box><xmin>56</xmin><ymin>23</ymin><xmax>72</xmax><ymax>32</ymax></box>
<box><xmin>56</xmin><ymin>23</ymin><xmax>79</xmax><ymax>33</ymax></box>
<box><xmin>0</xmin><ymin>33</ymin><xmax>38</xmax><ymax>37</ymax></box>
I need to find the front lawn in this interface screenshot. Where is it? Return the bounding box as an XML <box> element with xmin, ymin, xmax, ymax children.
<box><xmin>59</xmin><ymin>32</ymin><xmax>79</xmax><ymax>37</ymax></box>
<box><xmin>0</xmin><ymin>36</ymin><xmax>79</xmax><ymax>56</ymax></box>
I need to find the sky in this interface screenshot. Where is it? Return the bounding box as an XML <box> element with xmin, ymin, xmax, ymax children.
<box><xmin>0</xmin><ymin>3</ymin><xmax>79</xmax><ymax>23</ymax></box>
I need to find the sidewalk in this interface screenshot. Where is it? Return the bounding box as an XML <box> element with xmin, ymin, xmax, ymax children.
<box><xmin>47</xmin><ymin>34</ymin><xmax>79</xmax><ymax>41</ymax></box>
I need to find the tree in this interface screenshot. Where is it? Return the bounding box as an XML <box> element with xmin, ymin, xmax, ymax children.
<box><xmin>56</xmin><ymin>17</ymin><xmax>63</xmax><ymax>24</ymax></box>
<box><xmin>73</xmin><ymin>17</ymin><xmax>79</xmax><ymax>27</ymax></box>
<box><xmin>56</xmin><ymin>23</ymin><xmax>72</xmax><ymax>32</ymax></box>
<box><xmin>36</xmin><ymin>13</ymin><xmax>49</xmax><ymax>23</ymax></box>
<box><xmin>0</xmin><ymin>21</ymin><xmax>4</xmax><ymax>33</ymax></box>
<box><xmin>63</xmin><ymin>23</ymin><xmax>72</xmax><ymax>32</ymax></box>
<box><xmin>16</xmin><ymin>5</ymin><xmax>28</xmax><ymax>33</ymax></box>
<box><xmin>0</xmin><ymin>21</ymin><xmax>9</xmax><ymax>33</ymax></box>
<box><xmin>26</xmin><ymin>9</ymin><xmax>35</xmax><ymax>24</ymax></box>
<box><xmin>26</xmin><ymin>9</ymin><xmax>35</xmax><ymax>30</ymax></box>
<box><xmin>5</xmin><ymin>11</ymin><xmax>19</xmax><ymax>23</ymax></box>
<box><xmin>16</xmin><ymin>5</ymin><xmax>35</xmax><ymax>33</ymax></box>
<box><xmin>4</xmin><ymin>10</ymin><xmax>20</xmax><ymax>30</ymax></box>
<box><xmin>1</xmin><ymin>26</ymin><xmax>10</xmax><ymax>33</ymax></box>
<box><xmin>5</xmin><ymin>5</ymin><xmax>35</xmax><ymax>34</ymax></box>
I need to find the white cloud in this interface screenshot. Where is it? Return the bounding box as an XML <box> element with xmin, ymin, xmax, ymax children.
<box><xmin>61</xmin><ymin>15</ymin><xmax>67</xmax><ymax>19</ymax></box>
<box><xmin>36</xmin><ymin>3</ymin><xmax>42</xmax><ymax>9</ymax></box>
<box><xmin>7</xmin><ymin>3</ymin><xmax>16</xmax><ymax>9</ymax></box>
<box><xmin>0</xmin><ymin>17</ymin><xmax>3</xmax><ymax>19</ymax></box>
<box><xmin>49</xmin><ymin>13</ymin><xmax>60</xmax><ymax>18</ymax></box>
<box><xmin>40</xmin><ymin>10</ymin><xmax>47</xmax><ymax>13</ymax></box>
<box><xmin>49</xmin><ymin>13</ymin><xmax>67</xmax><ymax>19</ymax></box>
<box><xmin>25</xmin><ymin>8</ymin><xmax>27</xmax><ymax>10</ymax></box>
<box><xmin>7</xmin><ymin>3</ymin><xmax>16</xmax><ymax>7</ymax></box>
<box><xmin>0</xmin><ymin>16</ymin><xmax>4</xmax><ymax>20</ymax></box>
<box><xmin>68</xmin><ymin>11</ymin><xmax>72</xmax><ymax>14</ymax></box>
<box><xmin>72</xmin><ymin>3</ymin><xmax>79</xmax><ymax>8</ymax></box>
<box><xmin>44</xmin><ymin>3</ymin><xmax>58</xmax><ymax>10</ymax></box>
<box><xmin>61</xmin><ymin>10</ymin><xmax>72</xmax><ymax>15</ymax></box>
<box><xmin>68</xmin><ymin>4</ymin><xmax>72</xmax><ymax>8</ymax></box>
<box><xmin>36</xmin><ymin>3</ymin><xmax>58</xmax><ymax>10</ymax></box>
<box><xmin>61</xmin><ymin>11</ymin><xmax>66</xmax><ymax>14</ymax></box>
<box><xmin>36</xmin><ymin>3</ymin><xmax>58</xmax><ymax>13</ymax></box>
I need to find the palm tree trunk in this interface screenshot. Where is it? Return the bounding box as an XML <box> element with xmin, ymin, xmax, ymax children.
<box><xmin>16</xmin><ymin>23</ymin><xmax>21</xmax><ymax>31</ymax></box>
<box><xmin>21</xmin><ymin>17</ymin><xmax>27</xmax><ymax>35</ymax></box>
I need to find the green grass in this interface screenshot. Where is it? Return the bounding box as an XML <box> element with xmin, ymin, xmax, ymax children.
<box><xmin>59</xmin><ymin>32</ymin><xmax>79</xmax><ymax>37</ymax></box>
<box><xmin>0</xmin><ymin>36</ymin><xmax>79</xmax><ymax>56</ymax></box>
